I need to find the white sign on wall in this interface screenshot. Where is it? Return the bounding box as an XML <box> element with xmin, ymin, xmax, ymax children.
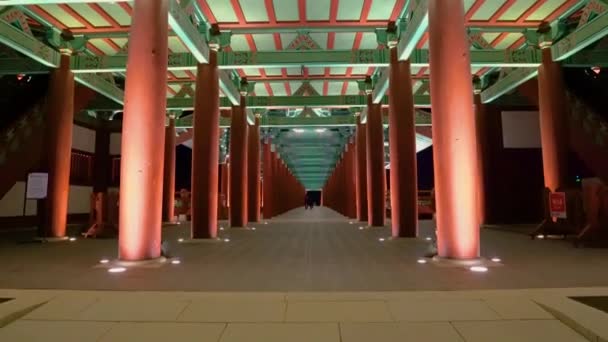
<box><xmin>26</xmin><ymin>173</ymin><xmax>48</xmax><ymax>199</ymax></box>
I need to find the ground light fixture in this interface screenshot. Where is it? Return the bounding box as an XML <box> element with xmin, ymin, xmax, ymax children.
<box><xmin>171</xmin><ymin>259</ymin><xmax>181</xmax><ymax>265</ymax></box>
<box><xmin>99</xmin><ymin>259</ymin><xmax>110</xmax><ymax>264</ymax></box>
<box><xmin>220</xmin><ymin>227</ymin><xmax>225</xmax><ymax>231</ymax></box>
<box><xmin>108</xmin><ymin>267</ymin><xmax>126</xmax><ymax>273</ymax></box>
<box><xmin>425</xmin><ymin>237</ymin><xmax>432</xmax><ymax>241</ymax></box>
<box><xmin>470</xmin><ymin>266</ymin><xmax>489</xmax><ymax>273</ymax></box>
<box><xmin>223</xmin><ymin>238</ymin><xmax>230</xmax><ymax>242</ymax></box>
<box><xmin>491</xmin><ymin>257</ymin><xmax>502</xmax><ymax>263</ymax></box>
<box><xmin>358</xmin><ymin>226</ymin><xmax>364</xmax><ymax>230</ymax></box>
<box><xmin>69</xmin><ymin>237</ymin><xmax>77</xmax><ymax>242</ymax></box>
<box><xmin>251</xmin><ymin>227</ymin><xmax>256</xmax><ymax>231</ymax></box>
<box><xmin>536</xmin><ymin>234</ymin><xmax>545</xmax><ymax>239</ymax></box>
<box><xmin>417</xmin><ymin>259</ymin><xmax>427</xmax><ymax>264</ymax></box>
<box><xmin>178</xmin><ymin>238</ymin><xmax>184</xmax><ymax>242</ymax></box>
<box><xmin>378</xmin><ymin>238</ymin><xmax>385</xmax><ymax>242</ymax></box>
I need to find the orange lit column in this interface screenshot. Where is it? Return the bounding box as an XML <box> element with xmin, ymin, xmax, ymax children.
<box><xmin>366</xmin><ymin>95</ymin><xmax>386</xmax><ymax>227</ymax></box>
<box><xmin>346</xmin><ymin>143</ymin><xmax>357</xmax><ymax>218</ymax></box>
<box><xmin>229</xmin><ymin>97</ymin><xmax>249</xmax><ymax>227</ymax></box>
<box><xmin>248</xmin><ymin>117</ymin><xmax>261</xmax><ymax>222</ymax></box>
<box><xmin>473</xmin><ymin>90</ymin><xmax>487</xmax><ymax>226</ymax></box>
<box><xmin>538</xmin><ymin>45</ymin><xmax>568</xmax><ymax>192</ymax></box>
<box><xmin>162</xmin><ymin>117</ymin><xmax>176</xmax><ymax>223</ymax></box>
<box><xmin>262</xmin><ymin>140</ymin><xmax>272</xmax><ymax>219</ymax></box>
<box><xmin>388</xmin><ymin>47</ymin><xmax>418</xmax><ymax>237</ymax></box>
<box><xmin>191</xmin><ymin>50</ymin><xmax>220</xmax><ymax>239</ymax></box>
<box><xmin>118</xmin><ymin>0</ymin><xmax>168</xmax><ymax>261</ymax></box>
<box><xmin>219</xmin><ymin>162</ymin><xmax>228</xmax><ymax>219</ymax></box>
<box><xmin>44</xmin><ymin>53</ymin><xmax>74</xmax><ymax>238</ymax></box>
<box><xmin>355</xmin><ymin>117</ymin><xmax>368</xmax><ymax>222</ymax></box>
<box><xmin>428</xmin><ymin>0</ymin><xmax>480</xmax><ymax>259</ymax></box>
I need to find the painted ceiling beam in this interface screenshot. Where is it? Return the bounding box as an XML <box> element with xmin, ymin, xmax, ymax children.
<box><xmin>0</xmin><ymin>17</ymin><xmax>125</xmax><ymax>103</ymax></box>
<box><xmin>168</xmin><ymin>0</ymin><xmax>209</xmax><ymax>64</ymax></box>
<box><xmin>74</xmin><ymin>73</ymin><xmax>124</xmax><ymax>105</ymax></box>
<box><xmin>0</xmin><ymin>17</ymin><xmax>60</xmax><ymax>67</ymax></box>
<box><xmin>480</xmin><ymin>68</ymin><xmax>538</xmax><ymax>104</ymax></box>
<box><xmin>552</xmin><ymin>9</ymin><xmax>608</xmax><ymax>61</ymax></box>
<box><xmin>69</xmin><ymin>49</ymin><xmax>543</xmax><ymax>73</ymax></box>
<box><xmin>167</xmin><ymin>0</ymin><xmax>239</xmax><ymax>106</ymax></box>
<box><xmin>397</xmin><ymin>0</ymin><xmax>429</xmax><ymax>61</ymax></box>
<box><xmin>0</xmin><ymin>0</ymin><xmax>129</xmax><ymax>3</ymax></box>
<box><xmin>175</xmin><ymin>110</ymin><xmax>431</xmax><ymax>129</ymax></box>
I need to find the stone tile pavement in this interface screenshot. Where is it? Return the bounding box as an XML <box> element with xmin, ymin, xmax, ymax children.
<box><xmin>1</xmin><ymin>288</ymin><xmax>608</xmax><ymax>341</ymax></box>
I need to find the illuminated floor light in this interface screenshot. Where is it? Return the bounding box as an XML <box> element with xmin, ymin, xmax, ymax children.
<box><xmin>251</xmin><ymin>227</ymin><xmax>256</xmax><ymax>231</ymax></box>
<box><xmin>220</xmin><ymin>227</ymin><xmax>225</xmax><ymax>231</ymax></box>
<box><xmin>99</xmin><ymin>259</ymin><xmax>110</xmax><ymax>264</ymax></box>
<box><xmin>171</xmin><ymin>259</ymin><xmax>181</xmax><ymax>265</ymax></box>
<box><xmin>417</xmin><ymin>259</ymin><xmax>427</xmax><ymax>264</ymax></box>
<box><xmin>349</xmin><ymin>221</ymin><xmax>354</xmax><ymax>225</ymax></box>
<box><xmin>491</xmin><ymin>257</ymin><xmax>501</xmax><ymax>263</ymax></box>
<box><xmin>108</xmin><ymin>267</ymin><xmax>126</xmax><ymax>273</ymax></box>
<box><xmin>264</xmin><ymin>222</ymin><xmax>268</xmax><ymax>225</ymax></box>
<box><xmin>425</xmin><ymin>237</ymin><xmax>432</xmax><ymax>241</ymax></box>
<box><xmin>224</xmin><ymin>238</ymin><xmax>230</xmax><ymax>242</ymax></box>
<box><xmin>379</xmin><ymin>238</ymin><xmax>385</xmax><ymax>242</ymax></box>
<box><xmin>470</xmin><ymin>266</ymin><xmax>488</xmax><ymax>273</ymax></box>
<box><xmin>358</xmin><ymin>227</ymin><xmax>364</xmax><ymax>230</ymax></box>
<box><xmin>536</xmin><ymin>234</ymin><xmax>545</xmax><ymax>239</ymax></box>
<box><xmin>69</xmin><ymin>237</ymin><xmax>77</xmax><ymax>242</ymax></box>
<box><xmin>178</xmin><ymin>238</ymin><xmax>184</xmax><ymax>242</ymax></box>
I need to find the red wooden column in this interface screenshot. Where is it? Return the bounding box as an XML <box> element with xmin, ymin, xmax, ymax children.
<box><xmin>162</xmin><ymin>117</ymin><xmax>176</xmax><ymax>223</ymax></box>
<box><xmin>247</xmin><ymin>117</ymin><xmax>261</xmax><ymax>222</ymax></box>
<box><xmin>366</xmin><ymin>95</ymin><xmax>386</xmax><ymax>227</ymax></box>
<box><xmin>429</xmin><ymin>0</ymin><xmax>480</xmax><ymax>259</ymax></box>
<box><xmin>262</xmin><ymin>140</ymin><xmax>272</xmax><ymax>219</ymax></box>
<box><xmin>118</xmin><ymin>0</ymin><xmax>168</xmax><ymax>261</ymax></box>
<box><xmin>219</xmin><ymin>162</ymin><xmax>228</xmax><ymax>219</ymax></box>
<box><xmin>191</xmin><ymin>50</ymin><xmax>220</xmax><ymax>239</ymax></box>
<box><xmin>44</xmin><ymin>53</ymin><xmax>74</xmax><ymax>238</ymax></box>
<box><xmin>473</xmin><ymin>90</ymin><xmax>487</xmax><ymax>226</ymax></box>
<box><xmin>388</xmin><ymin>47</ymin><xmax>418</xmax><ymax>237</ymax></box>
<box><xmin>538</xmin><ymin>42</ymin><xmax>568</xmax><ymax>192</ymax></box>
<box><xmin>355</xmin><ymin>117</ymin><xmax>368</xmax><ymax>222</ymax></box>
<box><xmin>229</xmin><ymin>97</ymin><xmax>249</xmax><ymax>227</ymax></box>
<box><xmin>346</xmin><ymin>143</ymin><xmax>357</xmax><ymax>218</ymax></box>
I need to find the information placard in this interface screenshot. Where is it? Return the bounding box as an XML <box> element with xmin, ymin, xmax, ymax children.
<box><xmin>549</xmin><ymin>192</ymin><xmax>567</xmax><ymax>219</ymax></box>
<box><xmin>26</xmin><ymin>173</ymin><xmax>48</xmax><ymax>199</ymax></box>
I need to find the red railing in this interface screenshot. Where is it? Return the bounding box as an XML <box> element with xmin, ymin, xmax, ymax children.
<box><xmin>70</xmin><ymin>150</ymin><xmax>93</xmax><ymax>184</ymax></box>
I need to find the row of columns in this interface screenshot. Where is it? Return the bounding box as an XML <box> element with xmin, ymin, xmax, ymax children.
<box><xmin>321</xmin><ymin>0</ymin><xmax>569</xmax><ymax>260</ymax></box>
<box><xmin>322</xmin><ymin>142</ymin><xmax>356</xmax><ymax>218</ymax></box>
<box><xmin>40</xmin><ymin>0</ymin><xmax>569</xmax><ymax>262</ymax></box>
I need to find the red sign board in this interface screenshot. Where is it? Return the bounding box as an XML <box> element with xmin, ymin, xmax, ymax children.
<box><xmin>550</xmin><ymin>192</ymin><xmax>567</xmax><ymax>218</ymax></box>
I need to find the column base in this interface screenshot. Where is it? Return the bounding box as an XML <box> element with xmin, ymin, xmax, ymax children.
<box><xmin>95</xmin><ymin>257</ymin><xmax>168</xmax><ymax>270</ymax></box>
<box><xmin>178</xmin><ymin>238</ymin><xmax>223</xmax><ymax>244</ymax></box>
<box><xmin>429</xmin><ymin>256</ymin><xmax>502</xmax><ymax>268</ymax></box>
<box><xmin>35</xmin><ymin>236</ymin><xmax>70</xmax><ymax>243</ymax></box>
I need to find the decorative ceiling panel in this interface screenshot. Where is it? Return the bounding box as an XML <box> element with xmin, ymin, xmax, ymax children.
<box><xmin>527</xmin><ymin>0</ymin><xmax>568</xmax><ymax>21</ymax></box>
<box><xmin>273</xmin><ymin>0</ymin><xmax>300</xmax><ymax>21</ymax></box>
<box><xmin>306</xmin><ymin>0</ymin><xmax>331</xmax><ymax>20</ymax></box>
<box><xmin>471</xmin><ymin>0</ymin><xmax>508</xmax><ymax>21</ymax></box>
<box><xmin>368</xmin><ymin>0</ymin><xmax>398</xmax><ymax>20</ymax></box>
<box><xmin>240</xmin><ymin>0</ymin><xmax>270</xmax><ymax>22</ymax></box>
<box><xmin>337</xmin><ymin>0</ymin><xmax>364</xmax><ymax>21</ymax></box>
<box><xmin>498</xmin><ymin>0</ymin><xmax>536</xmax><ymax>21</ymax></box>
<box><xmin>97</xmin><ymin>3</ymin><xmax>131</xmax><ymax>26</ymax></box>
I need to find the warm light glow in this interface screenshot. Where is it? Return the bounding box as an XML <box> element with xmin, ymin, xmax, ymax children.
<box><xmin>384</xmin><ymin>141</ymin><xmax>389</xmax><ymax>146</ymax></box>
<box><xmin>224</xmin><ymin>238</ymin><xmax>230</xmax><ymax>242</ymax></box>
<box><xmin>359</xmin><ymin>226</ymin><xmax>364</xmax><ymax>230</ymax></box>
<box><xmin>251</xmin><ymin>227</ymin><xmax>256</xmax><ymax>231</ymax></box>
<box><xmin>220</xmin><ymin>227</ymin><xmax>225</xmax><ymax>231</ymax></box>
<box><xmin>592</xmin><ymin>66</ymin><xmax>601</xmax><ymax>75</ymax></box>
<box><xmin>417</xmin><ymin>259</ymin><xmax>427</xmax><ymax>264</ymax></box>
<box><xmin>178</xmin><ymin>238</ymin><xmax>184</xmax><ymax>242</ymax></box>
<box><xmin>69</xmin><ymin>237</ymin><xmax>77</xmax><ymax>242</ymax></box>
<box><xmin>379</xmin><ymin>238</ymin><xmax>385</xmax><ymax>242</ymax></box>
<box><xmin>171</xmin><ymin>259</ymin><xmax>181</xmax><ymax>265</ymax></box>
<box><xmin>99</xmin><ymin>259</ymin><xmax>110</xmax><ymax>264</ymax></box>
<box><xmin>425</xmin><ymin>237</ymin><xmax>432</xmax><ymax>241</ymax></box>
<box><xmin>470</xmin><ymin>266</ymin><xmax>488</xmax><ymax>273</ymax></box>
<box><xmin>293</xmin><ymin>128</ymin><xmax>305</xmax><ymax>133</ymax></box>
<box><xmin>264</xmin><ymin>222</ymin><xmax>268</xmax><ymax>225</ymax></box>
<box><xmin>491</xmin><ymin>257</ymin><xmax>501</xmax><ymax>263</ymax></box>
<box><xmin>536</xmin><ymin>235</ymin><xmax>545</xmax><ymax>239</ymax></box>
<box><xmin>108</xmin><ymin>267</ymin><xmax>126</xmax><ymax>273</ymax></box>
<box><xmin>349</xmin><ymin>221</ymin><xmax>354</xmax><ymax>224</ymax></box>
